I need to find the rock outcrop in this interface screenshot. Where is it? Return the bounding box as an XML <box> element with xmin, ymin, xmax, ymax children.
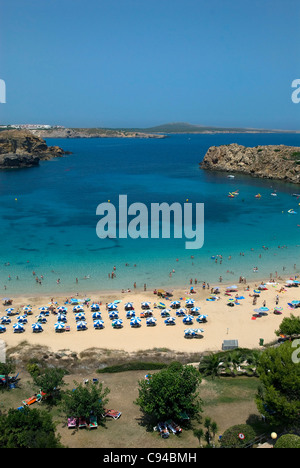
<box><xmin>0</xmin><ymin>130</ymin><xmax>71</xmax><ymax>168</ymax></box>
<box><xmin>200</xmin><ymin>143</ymin><xmax>300</xmax><ymax>184</ymax></box>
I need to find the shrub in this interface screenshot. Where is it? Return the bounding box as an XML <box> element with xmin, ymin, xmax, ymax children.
<box><xmin>274</xmin><ymin>434</ymin><xmax>300</xmax><ymax>448</ymax></box>
<box><xmin>220</xmin><ymin>424</ymin><xmax>256</xmax><ymax>448</ymax></box>
<box><xmin>98</xmin><ymin>361</ymin><xmax>167</xmax><ymax>373</ymax></box>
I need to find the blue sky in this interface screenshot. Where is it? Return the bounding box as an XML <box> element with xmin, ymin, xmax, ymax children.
<box><xmin>1</xmin><ymin>0</ymin><xmax>300</xmax><ymax>129</ymax></box>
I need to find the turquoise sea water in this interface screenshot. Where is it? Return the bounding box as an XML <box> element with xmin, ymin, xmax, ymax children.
<box><xmin>1</xmin><ymin>133</ymin><xmax>300</xmax><ymax>295</ymax></box>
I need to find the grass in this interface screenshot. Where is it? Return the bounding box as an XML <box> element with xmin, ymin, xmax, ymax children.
<box><xmin>0</xmin><ymin>367</ymin><xmax>264</xmax><ymax>448</ymax></box>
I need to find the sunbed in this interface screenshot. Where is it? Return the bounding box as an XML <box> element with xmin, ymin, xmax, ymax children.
<box><xmin>104</xmin><ymin>409</ymin><xmax>122</xmax><ymax>419</ymax></box>
<box><xmin>22</xmin><ymin>395</ymin><xmax>37</xmax><ymax>406</ymax></box>
<box><xmin>78</xmin><ymin>417</ymin><xmax>87</xmax><ymax>428</ymax></box>
<box><xmin>166</xmin><ymin>419</ymin><xmax>182</xmax><ymax>434</ymax></box>
<box><xmin>89</xmin><ymin>415</ymin><xmax>98</xmax><ymax>429</ymax></box>
<box><xmin>157</xmin><ymin>421</ymin><xmax>169</xmax><ymax>438</ymax></box>
<box><xmin>68</xmin><ymin>417</ymin><xmax>77</xmax><ymax>429</ymax></box>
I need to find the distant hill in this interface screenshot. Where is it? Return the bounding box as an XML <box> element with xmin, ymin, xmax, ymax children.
<box><xmin>138</xmin><ymin>122</ymin><xmax>300</xmax><ymax>134</ymax></box>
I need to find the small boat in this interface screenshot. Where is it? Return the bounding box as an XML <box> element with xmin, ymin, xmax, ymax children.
<box><xmin>255</xmin><ymin>194</ymin><xmax>261</xmax><ymax>198</ymax></box>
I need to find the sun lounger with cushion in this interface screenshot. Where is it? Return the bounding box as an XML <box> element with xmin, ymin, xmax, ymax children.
<box><xmin>104</xmin><ymin>409</ymin><xmax>122</xmax><ymax>419</ymax></box>
<box><xmin>89</xmin><ymin>415</ymin><xmax>98</xmax><ymax>429</ymax></box>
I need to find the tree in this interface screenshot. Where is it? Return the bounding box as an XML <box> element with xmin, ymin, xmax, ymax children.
<box><xmin>193</xmin><ymin>428</ymin><xmax>204</xmax><ymax>446</ymax></box>
<box><xmin>255</xmin><ymin>341</ymin><xmax>300</xmax><ymax>426</ymax></box>
<box><xmin>0</xmin><ymin>407</ymin><xmax>63</xmax><ymax>448</ymax></box>
<box><xmin>198</xmin><ymin>353</ymin><xmax>223</xmax><ymax>379</ymax></box>
<box><xmin>61</xmin><ymin>380</ymin><xmax>110</xmax><ymax>424</ymax></box>
<box><xmin>32</xmin><ymin>368</ymin><xmax>67</xmax><ymax>403</ymax></box>
<box><xmin>135</xmin><ymin>361</ymin><xmax>202</xmax><ymax>424</ymax></box>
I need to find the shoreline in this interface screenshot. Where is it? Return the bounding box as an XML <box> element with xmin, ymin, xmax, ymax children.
<box><xmin>1</xmin><ymin>267</ymin><xmax>296</xmax><ymax>300</ymax></box>
<box><xmin>2</xmin><ymin>277</ymin><xmax>299</xmax><ymax>356</ymax></box>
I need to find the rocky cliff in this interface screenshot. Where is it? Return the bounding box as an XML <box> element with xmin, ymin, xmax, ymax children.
<box><xmin>0</xmin><ymin>130</ymin><xmax>71</xmax><ymax>168</ymax></box>
<box><xmin>200</xmin><ymin>143</ymin><xmax>300</xmax><ymax>184</ymax></box>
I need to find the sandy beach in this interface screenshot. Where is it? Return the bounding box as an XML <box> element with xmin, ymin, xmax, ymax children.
<box><xmin>1</xmin><ymin>277</ymin><xmax>299</xmax><ymax>356</ymax></box>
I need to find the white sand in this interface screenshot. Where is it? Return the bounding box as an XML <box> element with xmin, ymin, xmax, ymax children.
<box><xmin>1</xmin><ymin>279</ymin><xmax>299</xmax><ymax>354</ymax></box>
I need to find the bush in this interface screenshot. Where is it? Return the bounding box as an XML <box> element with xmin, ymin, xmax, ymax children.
<box><xmin>98</xmin><ymin>361</ymin><xmax>167</xmax><ymax>373</ymax></box>
<box><xmin>220</xmin><ymin>424</ymin><xmax>256</xmax><ymax>448</ymax></box>
<box><xmin>274</xmin><ymin>434</ymin><xmax>300</xmax><ymax>448</ymax></box>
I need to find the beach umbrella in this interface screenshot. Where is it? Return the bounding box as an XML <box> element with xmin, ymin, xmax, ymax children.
<box><xmin>164</xmin><ymin>317</ymin><xmax>176</xmax><ymax>325</ymax></box>
<box><xmin>112</xmin><ymin>319</ymin><xmax>123</xmax><ymax>328</ymax></box>
<box><xmin>13</xmin><ymin>323</ymin><xmax>24</xmax><ymax>333</ymax></box>
<box><xmin>73</xmin><ymin>305</ymin><xmax>84</xmax><ymax>312</ymax></box>
<box><xmin>190</xmin><ymin>307</ymin><xmax>201</xmax><ymax>315</ymax></box>
<box><xmin>32</xmin><ymin>323</ymin><xmax>43</xmax><ymax>333</ymax></box>
<box><xmin>184</xmin><ymin>328</ymin><xmax>195</xmax><ymax>337</ymax></box>
<box><xmin>58</xmin><ymin>306</ymin><xmax>68</xmax><ymax>313</ymax></box>
<box><xmin>126</xmin><ymin>310</ymin><xmax>135</xmax><ymax>318</ymax></box>
<box><xmin>54</xmin><ymin>322</ymin><xmax>65</xmax><ymax>331</ymax></box>
<box><xmin>93</xmin><ymin>319</ymin><xmax>104</xmax><ymax>329</ymax></box>
<box><xmin>124</xmin><ymin>302</ymin><xmax>134</xmax><ymax>310</ymax></box>
<box><xmin>146</xmin><ymin>317</ymin><xmax>157</xmax><ymax>326</ymax></box>
<box><xmin>259</xmin><ymin>307</ymin><xmax>269</xmax><ymax>312</ymax></box>
<box><xmin>196</xmin><ymin>315</ymin><xmax>208</xmax><ymax>323</ymax></box>
<box><xmin>17</xmin><ymin>315</ymin><xmax>28</xmax><ymax>324</ymax></box>
<box><xmin>39</xmin><ymin>307</ymin><xmax>49</xmax><ymax>312</ymax></box>
<box><xmin>1</xmin><ymin>316</ymin><xmax>11</xmax><ymax>324</ymax></box>
<box><xmin>130</xmin><ymin>317</ymin><xmax>141</xmax><ymax>327</ymax></box>
<box><xmin>170</xmin><ymin>301</ymin><xmax>181</xmax><ymax>308</ymax></box>
<box><xmin>141</xmin><ymin>302</ymin><xmax>150</xmax><ymax>309</ymax></box>
<box><xmin>107</xmin><ymin>303</ymin><xmax>118</xmax><ymax>310</ymax></box>
<box><xmin>5</xmin><ymin>308</ymin><xmax>14</xmax><ymax>314</ymax></box>
<box><xmin>76</xmin><ymin>321</ymin><xmax>87</xmax><ymax>330</ymax></box>
<box><xmin>109</xmin><ymin>311</ymin><xmax>119</xmax><ymax>319</ymax></box>
<box><xmin>160</xmin><ymin>309</ymin><xmax>171</xmax><ymax>317</ymax></box>
<box><xmin>23</xmin><ymin>306</ymin><xmax>32</xmax><ymax>313</ymax></box>
<box><xmin>183</xmin><ymin>315</ymin><xmax>193</xmax><ymax>324</ymax></box>
<box><xmin>291</xmin><ymin>300</ymin><xmax>300</xmax><ymax>305</ymax></box>
<box><xmin>36</xmin><ymin>314</ymin><xmax>47</xmax><ymax>323</ymax></box>
<box><xmin>176</xmin><ymin>308</ymin><xmax>187</xmax><ymax>316</ymax></box>
<box><xmin>91</xmin><ymin>303</ymin><xmax>100</xmax><ymax>311</ymax></box>
<box><xmin>92</xmin><ymin>311</ymin><xmax>102</xmax><ymax>320</ymax></box>
<box><xmin>57</xmin><ymin>314</ymin><xmax>67</xmax><ymax>322</ymax></box>
<box><xmin>0</xmin><ymin>325</ymin><xmax>6</xmax><ymax>333</ymax></box>
<box><xmin>75</xmin><ymin>312</ymin><xmax>85</xmax><ymax>321</ymax></box>
<box><xmin>185</xmin><ymin>299</ymin><xmax>195</xmax><ymax>307</ymax></box>
<box><xmin>194</xmin><ymin>328</ymin><xmax>204</xmax><ymax>335</ymax></box>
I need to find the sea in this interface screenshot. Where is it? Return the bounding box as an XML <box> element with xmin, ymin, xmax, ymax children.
<box><xmin>1</xmin><ymin>132</ymin><xmax>300</xmax><ymax>295</ymax></box>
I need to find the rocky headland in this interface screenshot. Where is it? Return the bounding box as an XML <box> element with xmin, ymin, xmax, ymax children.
<box><xmin>0</xmin><ymin>130</ymin><xmax>72</xmax><ymax>169</ymax></box>
<box><xmin>28</xmin><ymin>127</ymin><xmax>166</xmax><ymax>139</ymax></box>
<box><xmin>200</xmin><ymin>143</ymin><xmax>300</xmax><ymax>184</ymax></box>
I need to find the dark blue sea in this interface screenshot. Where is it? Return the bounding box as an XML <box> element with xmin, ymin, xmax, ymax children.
<box><xmin>1</xmin><ymin>133</ymin><xmax>300</xmax><ymax>294</ymax></box>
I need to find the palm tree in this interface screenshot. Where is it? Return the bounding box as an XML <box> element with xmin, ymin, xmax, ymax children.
<box><xmin>193</xmin><ymin>428</ymin><xmax>204</xmax><ymax>447</ymax></box>
<box><xmin>198</xmin><ymin>353</ymin><xmax>223</xmax><ymax>379</ymax></box>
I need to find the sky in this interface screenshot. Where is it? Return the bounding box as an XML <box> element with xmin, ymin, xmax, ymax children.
<box><xmin>0</xmin><ymin>0</ymin><xmax>300</xmax><ymax>129</ymax></box>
